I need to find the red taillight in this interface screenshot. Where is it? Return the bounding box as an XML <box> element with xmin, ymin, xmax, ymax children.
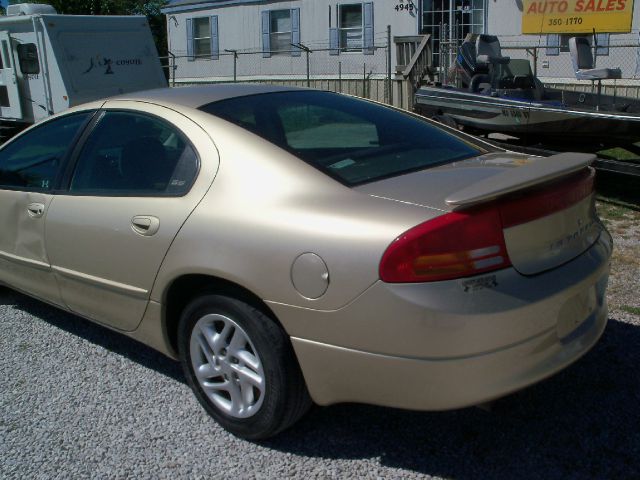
<box><xmin>500</xmin><ymin>168</ymin><xmax>594</xmax><ymax>228</ymax></box>
<box><xmin>379</xmin><ymin>169</ymin><xmax>594</xmax><ymax>283</ymax></box>
<box><xmin>379</xmin><ymin>206</ymin><xmax>511</xmax><ymax>283</ymax></box>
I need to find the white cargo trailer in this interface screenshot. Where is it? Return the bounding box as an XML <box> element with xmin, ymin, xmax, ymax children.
<box><xmin>0</xmin><ymin>3</ymin><xmax>167</xmax><ymax>137</ymax></box>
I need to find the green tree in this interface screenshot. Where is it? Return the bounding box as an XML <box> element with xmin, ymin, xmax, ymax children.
<box><xmin>11</xmin><ymin>1</ymin><xmax>168</xmax><ymax>55</ymax></box>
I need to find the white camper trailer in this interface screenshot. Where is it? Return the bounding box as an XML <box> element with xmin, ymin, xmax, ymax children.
<box><xmin>0</xmin><ymin>3</ymin><xmax>167</xmax><ymax>137</ymax></box>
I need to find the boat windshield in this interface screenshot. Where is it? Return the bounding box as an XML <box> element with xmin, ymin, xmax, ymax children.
<box><xmin>200</xmin><ymin>91</ymin><xmax>492</xmax><ymax>186</ymax></box>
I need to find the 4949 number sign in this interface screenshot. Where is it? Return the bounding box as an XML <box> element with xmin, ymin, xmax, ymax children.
<box><xmin>395</xmin><ymin>3</ymin><xmax>415</xmax><ymax>12</ymax></box>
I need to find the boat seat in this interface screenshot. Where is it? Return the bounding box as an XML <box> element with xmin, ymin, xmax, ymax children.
<box><xmin>475</xmin><ymin>35</ymin><xmax>510</xmax><ymax>67</ymax></box>
<box><xmin>469</xmin><ymin>74</ymin><xmax>492</xmax><ymax>94</ymax></box>
<box><xmin>569</xmin><ymin>36</ymin><xmax>621</xmax><ymax>81</ymax></box>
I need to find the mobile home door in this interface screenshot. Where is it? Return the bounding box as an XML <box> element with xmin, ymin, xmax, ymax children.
<box><xmin>0</xmin><ymin>32</ymin><xmax>23</xmax><ymax>120</ymax></box>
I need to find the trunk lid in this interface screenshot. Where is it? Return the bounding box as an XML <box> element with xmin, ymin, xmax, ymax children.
<box><xmin>356</xmin><ymin>152</ymin><xmax>602</xmax><ymax>275</ymax></box>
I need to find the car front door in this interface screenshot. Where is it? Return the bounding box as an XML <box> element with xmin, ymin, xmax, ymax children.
<box><xmin>45</xmin><ymin>103</ymin><xmax>218</xmax><ymax>331</ymax></box>
<box><xmin>0</xmin><ymin>111</ymin><xmax>93</xmax><ymax>304</ymax></box>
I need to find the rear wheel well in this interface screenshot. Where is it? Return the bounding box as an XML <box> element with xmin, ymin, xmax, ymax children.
<box><xmin>163</xmin><ymin>274</ymin><xmax>282</xmax><ymax>356</ymax></box>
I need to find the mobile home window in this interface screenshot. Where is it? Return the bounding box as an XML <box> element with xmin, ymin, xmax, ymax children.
<box><xmin>339</xmin><ymin>4</ymin><xmax>363</xmax><ymax>51</ymax></box>
<box><xmin>193</xmin><ymin>17</ymin><xmax>211</xmax><ymax>57</ymax></box>
<box><xmin>262</xmin><ymin>9</ymin><xmax>300</xmax><ymax>58</ymax></box>
<box><xmin>17</xmin><ymin>43</ymin><xmax>39</xmax><ymax>75</ymax></box>
<box><xmin>270</xmin><ymin>10</ymin><xmax>292</xmax><ymax>54</ymax></box>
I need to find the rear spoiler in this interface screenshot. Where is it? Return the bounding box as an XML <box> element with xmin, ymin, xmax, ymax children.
<box><xmin>445</xmin><ymin>152</ymin><xmax>595</xmax><ymax>208</ymax></box>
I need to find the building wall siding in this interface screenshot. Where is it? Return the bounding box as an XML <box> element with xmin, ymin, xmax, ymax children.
<box><xmin>165</xmin><ymin>0</ymin><xmax>422</xmax><ymax>82</ymax></box>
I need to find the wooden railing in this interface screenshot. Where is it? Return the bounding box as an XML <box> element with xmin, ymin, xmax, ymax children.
<box><xmin>394</xmin><ymin>34</ymin><xmax>432</xmax><ymax>110</ymax></box>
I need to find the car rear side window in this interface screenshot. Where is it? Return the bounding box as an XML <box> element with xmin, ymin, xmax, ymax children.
<box><xmin>200</xmin><ymin>91</ymin><xmax>487</xmax><ymax>185</ymax></box>
<box><xmin>0</xmin><ymin>112</ymin><xmax>91</xmax><ymax>191</ymax></box>
<box><xmin>69</xmin><ymin>111</ymin><xmax>199</xmax><ymax>196</ymax></box>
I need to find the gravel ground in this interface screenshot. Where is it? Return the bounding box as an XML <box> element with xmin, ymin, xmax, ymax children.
<box><xmin>2</xmin><ymin>199</ymin><xmax>640</xmax><ymax>479</ymax></box>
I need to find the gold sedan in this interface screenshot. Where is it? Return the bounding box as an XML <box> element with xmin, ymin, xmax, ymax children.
<box><xmin>0</xmin><ymin>85</ymin><xmax>611</xmax><ymax>439</ymax></box>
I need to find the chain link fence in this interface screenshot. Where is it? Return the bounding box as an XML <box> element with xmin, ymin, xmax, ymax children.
<box><xmin>500</xmin><ymin>37</ymin><xmax>640</xmax><ymax>97</ymax></box>
<box><xmin>164</xmin><ymin>40</ymin><xmax>392</xmax><ymax>104</ymax></box>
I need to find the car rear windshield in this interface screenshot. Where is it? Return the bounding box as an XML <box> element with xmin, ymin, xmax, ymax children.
<box><xmin>199</xmin><ymin>91</ymin><xmax>489</xmax><ymax>186</ymax></box>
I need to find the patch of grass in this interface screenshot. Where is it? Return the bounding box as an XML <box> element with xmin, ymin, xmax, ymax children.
<box><xmin>597</xmin><ymin>147</ymin><xmax>640</xmax><ymax>162</ymax></box>
<box><xmin>597</xmin><ymin>202</ymin><xmax>628</xmax><ymax>220</ymax></box>
<box><xmin>621</xmin><ymin>305</ymin><xmax>640</xmax><ymax>316</ymax></box>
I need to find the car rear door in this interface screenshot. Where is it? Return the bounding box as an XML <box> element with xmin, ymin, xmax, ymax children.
<box><xmin>44</xmin><ymin>102</ymin><xmax>218</xmax><ymax>331</ymax></box>
<box><xmin>0</xmin><ymin>111</ymin><xmax>92</xmax><ymax>304</ymax></box>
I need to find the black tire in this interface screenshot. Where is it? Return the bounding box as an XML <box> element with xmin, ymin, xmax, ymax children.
<box><xmin>178</xmin><ymin>294</ymin><xmax>311</xmax><ymax>440</ymax></box>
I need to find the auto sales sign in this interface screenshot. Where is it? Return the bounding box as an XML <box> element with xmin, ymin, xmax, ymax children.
<box><xmin>522</xmin><ymin>0</ymin><xmax>634</xmax><ymax>33</ymax></box>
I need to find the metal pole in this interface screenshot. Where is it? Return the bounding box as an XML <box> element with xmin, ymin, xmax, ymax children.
<box><xmin>225</xmin><ymin>49</ymin><xmax>238</xmax><ymax>82</ymax></box>
<box><xmin>592</xmin><ymin>28</ymin><xmax>598</xmax><ymax>69</ymax></box>
<box><xmin>363</xmin><ymin>63</ymin><xmax>366</xmax><ymax>98</ymax></box>
<box><xmin>169</xmin><ymin>52</ymin><xmax>176</xmax><ymax>87</ymax></box>
<box><xmin>291</xmin><ymin>42</ymin><xmax>312</xmax><ymax>88</ymax></box>
<box><xmin>448</xmin><ymin>3</ymin><xmax>454</xmax><ymax>55</ymax></box>
<box><xmin>338</xmin><ymin>61</ymin><xmax>342</xmax><ymax>93</ymax></box>
<box><xmin>387</xmin><ymin>24</ymin><xmax>393</xmax><ymax>105</ymax></box>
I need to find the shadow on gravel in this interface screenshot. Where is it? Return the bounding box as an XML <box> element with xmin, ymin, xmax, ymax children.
<box><xmin>0</xmin><ymin>288</ymin><xmax>184</xmax><ymax>384</ymax></box>
<box><xmin>3</xmin><ymin>287</ymin><xmax>639</xmax><ymax>478</ymax></box>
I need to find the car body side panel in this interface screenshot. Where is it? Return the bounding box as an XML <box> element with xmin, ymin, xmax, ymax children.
<box><xmin>128</xmin><ymin>299</ymin><xmax>176</xmax><ymax>358</ymax></box>
<box><xmin>44</xmin><ymin>101</ymin><xmax>220</xmax><ymax>331</ymax></box>
<box><xmin>150</xmin><ymin>118</ymin><xmax>437</xmax><ymax>311</ymax></box>
<box><xmin>0</xmin><ymin>190</ymin><xmax>63</xmax><ymax>305</ymax></box>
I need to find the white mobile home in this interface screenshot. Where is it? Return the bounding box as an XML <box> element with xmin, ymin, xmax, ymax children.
<box><xmin>0</xmin><ymin>3</ymin><xmax>166</xmax><ymax>131</ymax></box>
<box><xmin>163</xmin><ymin>0</ymin><xmax>640</xmax><ymax>98</ymax></box>
<box><xmin>162</xmin><ymin>0</ymin><xmax>424</xmax><ymax>81</ymax></box>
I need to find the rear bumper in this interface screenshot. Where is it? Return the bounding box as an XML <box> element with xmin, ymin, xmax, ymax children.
<box><xmin>291</xmin><ymin>305</ymin><xmax>606</xmax><ymax>410</ymax></box>
<box><xmin>273</xmin><ymin>232</ymin><xmax>612</xmax><ymax>410</ymax></box>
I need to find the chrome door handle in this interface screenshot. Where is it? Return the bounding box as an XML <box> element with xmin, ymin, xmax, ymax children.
<box><xmin>131</xmin><ymin>215</ymin><xmax>160</xmax><ymax>236</ymax></box>
<box><xmin>27</xmin><ymin>203</ymin><xmax>45</xmax><ymax>218</ymax></box>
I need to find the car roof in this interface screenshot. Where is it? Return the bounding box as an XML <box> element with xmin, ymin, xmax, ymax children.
<box><xmin>112</xmin><ymin>84</ymin><xmax>309</xmax><ymax>109</ymax></box>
